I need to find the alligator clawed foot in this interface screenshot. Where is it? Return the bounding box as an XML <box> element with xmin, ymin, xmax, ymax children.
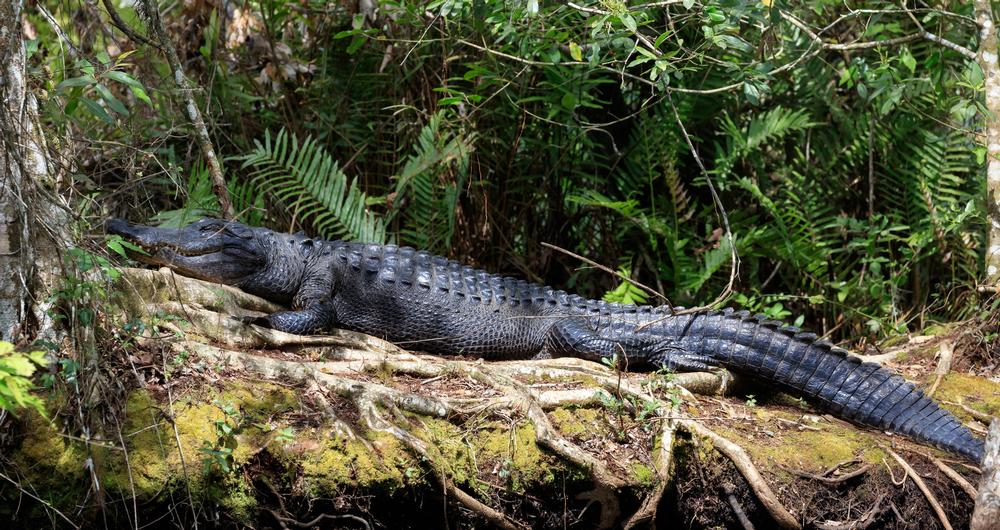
<box><xmin>231</xmin><ymin>314</ymin><xmax>270</xmax><ymax>327</ymax></box>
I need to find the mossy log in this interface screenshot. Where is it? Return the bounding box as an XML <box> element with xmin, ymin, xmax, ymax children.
<box><xmin>2</xmin><ymin>267</ymin><xmax>997</xmax><ymax>529</ymax></box>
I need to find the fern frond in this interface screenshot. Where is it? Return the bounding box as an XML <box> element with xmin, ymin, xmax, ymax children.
<box><xmin>239</xmin><ymin>129</ymin><xmax>390</xmax><ymax>243</ymax></box>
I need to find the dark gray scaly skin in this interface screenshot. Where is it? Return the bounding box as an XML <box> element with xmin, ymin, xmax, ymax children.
<box><xmin>106</xmin><ymin>217</ymin><xmax>986</xmax><ymax>463</ymax></box>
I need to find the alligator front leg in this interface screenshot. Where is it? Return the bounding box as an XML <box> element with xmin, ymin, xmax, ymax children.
<box><xmin>238</xmin><ymin>301</ymin><xmax>337</xmax><ymax>335</ymax></box>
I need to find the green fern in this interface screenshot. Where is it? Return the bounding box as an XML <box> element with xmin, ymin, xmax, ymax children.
<box><xmin>393</xmin><ymin>111</ymin><xmax>475</xmax><ymax>250</ymax></box>
<box><xmin>238</xmin><ymin>129</ymin><xmax>390</xmax><ymax>243</ymax></box>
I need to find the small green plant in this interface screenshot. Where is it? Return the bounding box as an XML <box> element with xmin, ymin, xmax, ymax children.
<box><xmin>0</xmin><ymin>342</ymin><xmax>48</xmax><ymax>416</ymax></box>
<box><xmin>603</xmin><ymin>265</ymin><xmax>650</xmax><ymax>305</ymax></box>
<box><xmin>53</xmin><ymin>51</ymin><xmax>152</xmax><ymax>125</ymax></box>
<box><xmin>199</xmin><ymin>400</ymin><xmax>244</xmax><ymax>474</ymax></box>
<box><xmin>745</xmin><ymin>394</ymin><xmax>757</xmax><ymax>408</ymax></box>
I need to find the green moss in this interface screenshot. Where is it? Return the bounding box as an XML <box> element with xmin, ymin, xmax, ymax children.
<box><xmin>549</xmin><ymin>407</ymin><xmax>602</xmax><ymax>438</ymax></box>
<box><xmin>13</xmin><ymin>412</ymin><xmax>88</xmax><ymax>501</ymax></box>
<box><xmin>289</xmin><ymin>429</ymin><xmax>411</xmax><ymax>495</ymax></box>
<box><xmin>106</xmin><ymin>381</ymin><xmax>299</xmax><ymax>504</ymax></box>
<box><xmin>418</xmin><ymin>417</ymin><xmax>477</xmax><ymax>485</ymax></box>
<box><xmin>933</xmin><ymin>373</ymin><xmax>1000</xmax><ymax>419</ymax></box>
<box><xmin>630</xmin><ymin>463</ymin><xmax>656</xmax><ymax>488</ymax></box>
<box><xmin>715</xmin><ymin>411</ymin><xmax>885</xmax><ymax>471</ymax></box>
<box><xmin>475</xmin><ymin>421</ymin><xmax>557</xmax><ymax>492</ymax></box>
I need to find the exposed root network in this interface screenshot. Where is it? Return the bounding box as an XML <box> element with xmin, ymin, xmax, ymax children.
<box><xmin>108</xmin><ymin>267</ymin><xmax>988</xmax><ymax>528</ymax></box>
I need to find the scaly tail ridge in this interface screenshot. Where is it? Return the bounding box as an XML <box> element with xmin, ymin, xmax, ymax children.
<box><xmin>687</xmin><ymin>309</ymin><xmax>984</xmax><ymax>462</ymax></box>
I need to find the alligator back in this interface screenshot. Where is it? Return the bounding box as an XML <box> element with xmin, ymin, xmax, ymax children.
<box><xmin>656</xmin><ymin>309</ymin><xmax>984</xmax><ymax>462</ymax></box>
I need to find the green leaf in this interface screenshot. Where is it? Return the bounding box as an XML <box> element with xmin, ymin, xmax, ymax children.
<box><xmin>129</xmin><ymin>85</ymin><xmax>152</xmax><ymax>106</ymax></box>
<box><xmin>743</xmin><ymin>82</ymin><xmax>760</xmax><ymax>105</ymax></box>
<box><xmin>95</xmin><ymin>84</ymin><xmax>129</xmax><ymax>116</ymax></box>
<box><xmin>900</xmin><ymin>50</ymin><xmax>916</xmax><ymax>74</ymax></box>
<box><xmin>80</xmin><ymin>97</ymin><xmax>114</xmax><ymax>124</ymax></box>
<box><xmin>101</xmin><ymin>70</ymin><xmax>143</xmax><ymax>89</ymax></box>
<box><xmin>683</xmin><ymin>0</ymin><xmax>695</xmax><ymax>9</ymax></box>
<box><xmin>560</xmin><ymin>92</ymin><xmax>577</xmax><ymax>110</ymax></box>
<box><xmin>569</xmin><ymin>42</ymin><xmax>583</xmax><ymax>62</ymax></box>
<box><xmin>56</xmin><ymin>76</ymin><xmax>96</xmax><ymax>90</ymax></box>
<box><xmin>619</xmin><ymin>13</ymin><xmax>637</xmax><ymax>33</ymax></box>
<box><xmin>653</xmin><ymin>31</ymin><xmax>672</xmax><ymax>48</ymax></box>
<box><xmin>76</xmin><ymin>59</ymin><xmax>95</xmax><ymax>76</ymax></box>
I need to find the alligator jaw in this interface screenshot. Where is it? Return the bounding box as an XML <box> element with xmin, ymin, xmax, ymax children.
<box><xmin>106</xmin><ymin>218</ymin><xmax>225</xmax><ymax>260</ymax></box>
<box><xmin>105</xmin><ymin>218</ymin><xmax>266</xmax><ymax>285</ymax></box>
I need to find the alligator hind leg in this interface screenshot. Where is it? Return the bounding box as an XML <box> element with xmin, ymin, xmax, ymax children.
<box><xmin>646</xmin><ymin>346</ymin><xmax>719</xmax><ymax>372</ymax></box>
<box><xmin>545</xmin><ymin>319</ymin><xmax>718</xmax><ymax>371</ymax></box>
<box><xmin>544</xmin><ymin>318</ymin><xmax>625</xmax><ymax>363</ymax></box>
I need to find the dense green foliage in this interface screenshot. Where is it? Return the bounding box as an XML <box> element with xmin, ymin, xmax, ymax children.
<box><xmin>26</xmin><ymin>0</ymin><xmax>987</xmax><ymax>341</ymax></box>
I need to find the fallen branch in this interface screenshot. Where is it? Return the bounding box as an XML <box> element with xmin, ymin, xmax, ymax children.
<box><xmin>944</xmin><ymin>400</ymin><xmax>996</xmax><ymax>424</ymax></box>
<box><xmin>134</xmin><ymin>0</ymin><xmax>234</xmax><ymax>219</ymax></box>
<box><xmin>887</xmin><ymin>449</ymin><xmax>953</xmax><ymax>530</ymax></box>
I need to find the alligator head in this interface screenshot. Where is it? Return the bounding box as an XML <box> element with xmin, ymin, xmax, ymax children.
<box><xmin>106</xmin><ymin>218</ymin><xmax>313</xmax><ymax>304</ymax></box>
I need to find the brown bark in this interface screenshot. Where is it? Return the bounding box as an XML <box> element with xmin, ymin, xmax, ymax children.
<box><xmin>977</xmin><ymin>0</ymin><xmax>1000</xmax><ymax>286</ymax></box>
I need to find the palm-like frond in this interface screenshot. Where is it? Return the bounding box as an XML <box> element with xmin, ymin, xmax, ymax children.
<box><xmin>238</xmin><ymin>129</ymin><xmax>390</xmax><ymax>244</ymax></box>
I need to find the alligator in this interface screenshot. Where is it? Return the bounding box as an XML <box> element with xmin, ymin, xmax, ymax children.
<box><xmin>106</xmin><ymin>217</ymin><xmax>986</xmax><ymax>463</ymax></box>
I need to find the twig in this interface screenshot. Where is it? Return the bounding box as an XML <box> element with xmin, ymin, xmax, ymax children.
<box><xmin>100</xmin><ymin>0</ymin><xmax>160</xmax><ymax>50</ymax></box>
<box><xmin>971</xmin><ymin>420</ymin><xmax>1000</xmax><ymax>529</ymax></box>
<box><xmin>722</xmin><ymin>482</ymin><xmax>756</xmax><ymax>530</ymax></box>
<box><xmin>134</xmin><ymin>0</ymin><xmax>234</xmax><ymax>219</ymax></box>
<box><xmin>0</xmin><ymin>469</ymin><xmax>80</xmax><ymax>529</ymax></box>
<box><xmin>815</xmin><ymin>494</ymin><xmax>885</xmax><ymax>530</ymax></box>
<box><xmin>943</xmin><ymin>400</ymin><xmax>995</xmax><ymax>424</ymax></box>
<box><xmin>36</xmin><ymin>4</ymin><xmax>80</xmax><ymax>59</ymax></box>
<box><xmin>883</xmin><ymin>457</ymin><xmax>907</xmax><ymax>486</ymax></box>
<box><xmin>540</xmin><ymin>242</ymin><xmax>672</xmax><ymax>307</ymax></box>
<box><xmin>678</xmin><ymin>420</ymin><xmax>800</xmax><ymax>529</ymax></box>
<box><xmin>783</xmin><ymin>463</ymin><xmax>871</xmax><ymax>484</ymax></box>
<box><xmin>887</xmin><ymin>449</ymin><xmax>953</xmax><ymax>530</ymax></box>
<box><xmin>662</xmin><ymin>90</ymin><xmax>739</xmax><ymax>314</ymax></box>
<box><xmin>926</xmin><ymin>340</ymin><xmax>954</xmax><ymax>398</ymax></box>
<box><xmin>266</xmin><ymin>508</ymin><xmax>372</xmax><ymax>530</ymax></box>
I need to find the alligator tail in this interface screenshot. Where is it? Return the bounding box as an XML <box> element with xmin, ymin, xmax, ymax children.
<box><xmin>683</xmin><ymin>309</ymin><xmax>984</xmax><ymax>462</ymax></box>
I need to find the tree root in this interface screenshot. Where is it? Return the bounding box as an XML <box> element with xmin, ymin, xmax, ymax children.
<box><xmin>887</xmin><ymin>449</ymin><xmax>953</xmax><ymax>530</ymax></box>
<box><xmin>677</xmin><ymin>419</ymin><xmax>801</xmax><ymax>530</ymax></box>
<box><xmin>922</xmin><ymin>454</ymin><xmax>978</xmax><ymax>499</ymax></box>
<box><xmin>127</xmin><ymin>282</ymin><xmax>794</xmax><ymax>528</ymax></box>
<box><xmin>109</xmin><ymin>267</ymin><xmax>980</xmax><ymax>529</ymax></box>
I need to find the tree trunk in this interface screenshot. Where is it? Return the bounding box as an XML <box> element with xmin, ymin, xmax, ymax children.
<box><xmin>0</xmin><ymin>0</ymin><xmax>71</xmax><ymax>345</ymax></box>
<box><xmin>971</xmin><ymin>420</ymin><xmax>1000</xmax><ymax>530</ymax></box>
<box><xmin>977</xmin><ymin>0</ymin><xmax>1000</xmax><ymax>287</ymax></box>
